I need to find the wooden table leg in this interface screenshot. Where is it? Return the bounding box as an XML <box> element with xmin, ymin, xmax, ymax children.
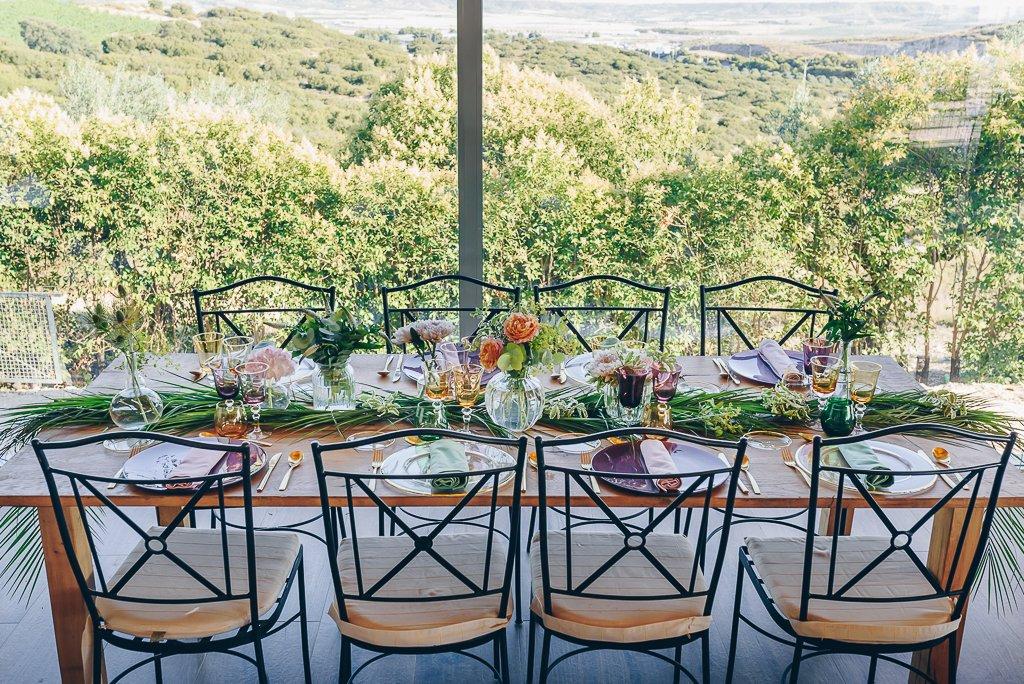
<box><xmin>40</xmin><ymin>506</ymin><xmax>105</xmax><ymax>684</ymax></box>
<box><xmin>909</xmin><ymin>507</ymin><xmax>982</xmax><ymax>684</ymax></box>
<box><xmin>156</xmin><ymin>506</ymin><xmax>192</xmax><ymax>527</ymax></box>
<box><xmin>816</xmin><ymin>499</ymin><xmax>855</xmax><ymax>536</ymax></box>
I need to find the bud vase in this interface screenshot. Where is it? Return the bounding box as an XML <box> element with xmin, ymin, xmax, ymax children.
<box><xmin>484</xmin><ymin>371</ymin><xmax>544</xmax><ymax>433</ymax></box>
<box><xmin>106</xmin><ymin>354</ymin><xmax>164</xmax><ymax>451</ymax></box>
<box><xmin>820</xmin><ymin>343</ymin><xmax>856</xmax><ymax>437</ymax></box>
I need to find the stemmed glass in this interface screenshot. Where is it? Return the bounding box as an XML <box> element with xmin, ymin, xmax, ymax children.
<box><xmin>237</xmin><ymin>361</ymin><xmax>269</xmax><ymax>440</ymax></box>
<box><xmin>650</xmin><ymin>363</ymin><xmax>681</xmax><ymax>430</ymax></box>
<box><xmin>214</xmin><ymin>400</ymin><xmax>249</xmax><ymax>441</ymax></box>
<box><xmin>452</xmin><ymin>364</ymin><xmax>483</xmax><ymax>431</ymax></box>
<box><xmin>193</xmin><ymin>332</ymin><xmax>225</xmax><ymax>374</ymax></box>
<box><xmin>222</xmin><ymin>335</ymin><xmax>254</xmax><ymax>373</ymax></box>
<box><xmin>850</xmin><ymin>361</ymin><xmax>882</xmax><ymax>433</ymax></box>
<box><xmin>423</xmin><ymin>348</ymin><xmax>456</xmax><ymax>429</ymax></box>
<box><xmin>210</xmin><ymin>358</ymin><xmax>239</xmax><ymax>400</ymax></box>
<box><xmin>810</xmin><ymin>355</ymin><xmax>841</xmax><ymax>399</ymax></box>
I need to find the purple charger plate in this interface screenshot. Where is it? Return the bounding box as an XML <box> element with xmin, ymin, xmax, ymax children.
<box><xmin>123</xmin><ymin>441</ymin><xmax>267</xmax><ymax>492</ymax></box>
<box><xmin>590</xmin><ymin>441</ymin><xmax>729</xmax><ymax>496</ymax></box>
<box><xmin>727</xmin><ymin>349</ymin><xmax>803</xmax><ymax>385</ymax></box>
<box><xmin>403</xmin><ymin>350</ymin><xmax>499</xmax><ymax>385</ymax></box>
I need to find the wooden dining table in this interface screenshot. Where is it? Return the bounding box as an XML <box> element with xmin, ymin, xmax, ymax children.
<box><xmin>0</xmin><ymin>352</ymin><xmax>1019</xmax><ymax>684</ymax></box>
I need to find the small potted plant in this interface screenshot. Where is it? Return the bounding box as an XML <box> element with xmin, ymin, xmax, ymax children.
<box><xmin>288</xmin><ymin>306</ymin><xmax>382</xmax><ymax>410</ymax></box>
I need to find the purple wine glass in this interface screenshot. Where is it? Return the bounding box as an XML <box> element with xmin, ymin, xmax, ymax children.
<box><xmin>653</xmin><ymin>364</ymin><xmax>681</xmax><ymax>404</ymax></box>
<box><xmin>802</xmin><ymin>337</ymin><xmax>837</xmax><ymax>374</ymax></box>
<box><xmin>617</xmin><ymin>367</ymin><xmax>650</xmax><ymax>409</ymax></box>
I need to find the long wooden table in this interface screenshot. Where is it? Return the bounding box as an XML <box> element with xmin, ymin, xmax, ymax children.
<box><xmin>0</xmin><ymin>353</ymin><xmax>1018</xmax><ymax>683</ymax></box>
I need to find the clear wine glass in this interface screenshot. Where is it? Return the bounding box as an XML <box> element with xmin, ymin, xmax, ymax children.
<box><xmin>237</xmin><ymin>361</ymin><xmax>269</xmax><ymax>440</ymax></box>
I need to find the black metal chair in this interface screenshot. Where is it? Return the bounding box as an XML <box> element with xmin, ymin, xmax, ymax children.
<box><xmin>193</xmin><ymin>275</ymin><xmax>336</xmax><ymax>348</ymax></box>
<box><xmin>312</xmin><ymin>428</ymin><xmax>527</xmax><ymax>683</ymax></box>
<box><xmin>726</xmin><ymin>424</ymin><xmax>1018</xmax><ymax>683</ymax></box>
<box><xmin>32</xmin><ymin>431</ymin><xmax>311</xmax><ymax>684</ymax></box>
<box><xmin>534</xmin><ymin>275</ymin><xmax>671</xmax><ymax>351</ymax></box>
<box><xmin>699</xmin><ymin>275</ymin><xmax>838</xmax><ymax>356</ymax></box>
<box><xmin>529</xmin><ymin>427</ymin><xmax>747</xmax><ymax>684</ymax></box>
<box><xmin>381</xmin><ymin>274</ymin><xmax>521</xmax><ymax>351</ymax></box>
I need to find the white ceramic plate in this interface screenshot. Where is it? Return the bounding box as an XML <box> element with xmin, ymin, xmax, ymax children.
<box><xmin>794</xmin><ymin>440</ymin><xmax>936</xmax><ymax>496</ymax></box>
<box><xmin>380</xmin><ymin>442</ymin><xmax>517</xmax><ymax>495</ymax></box>
<box><xmin>563</xmin><ymin>352</ymin><xmax>595</xmax><ymax>386</ymax></box>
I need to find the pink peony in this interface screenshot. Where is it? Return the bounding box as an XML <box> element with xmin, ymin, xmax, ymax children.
<box><xmin>411</xmin><ymin>318</ymin><xmax>455</xmax><ymax>344</ymax></box>
<box><xmin>250</xmin><ymin>346</ymin><xmax>297</xmax><ymax>381</ymax></box>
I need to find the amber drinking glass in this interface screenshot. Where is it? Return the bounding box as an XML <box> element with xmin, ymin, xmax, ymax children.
<box><xmin>810</xmin><ymin>355</ymin><xmax>841</xmax><ymax>398</ymax></box>
<box><xmin>214</xmin><ymin>400</ymin><xmax>249</xmax><ymax>441</ymax></box>
<box><xmin>850</xmin><ymin>361</ymin><xmax>882</xmax><ymax>433</ymax></box>
<box><xmin>452</xmin><ymin>364</ymin><xmax>483</xmax><ymax>430</ymax></box>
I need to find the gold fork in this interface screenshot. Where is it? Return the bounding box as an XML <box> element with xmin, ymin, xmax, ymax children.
<box><xmin>580</xmin><ymin>450</ymin><xmax>601</xmax><ymax>494</ymax></box>
<box><xmin>108</xmin><ymin>444</ymin><xmax>142</xmax><ymax>489</ymax></box>
<box><xmin>781</xmin><ymin>447</ymin><xmax>813</xmax><ymax>488</ymax></box>
<box><xmin>368</xmin><ymin>446</ymin><xmax>385</xmax><ymax>493</ymax></box>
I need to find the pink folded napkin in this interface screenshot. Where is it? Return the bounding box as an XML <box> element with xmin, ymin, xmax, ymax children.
<box><xmin>757</xmin><ymin>339</ymin><xmax>799</xmax><ymax>381</ymax></box>
<box><xmin>166</xmin><ymin>449</ymin><xmax>226</xmax><ymax>489</ymax></box>
<box><xmin>640</xmin><ymin>439</ymin><xmax>682</xmax><ymax>492</ymax></box>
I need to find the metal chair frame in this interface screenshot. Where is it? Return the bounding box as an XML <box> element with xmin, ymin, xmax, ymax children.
<box><xmin>699</xmin><ymin>275</ymin><xmax>838</xmax><ymax>356</ymax></box>
<box><xmin>312</xmin><ymin>428</ymin><xmax>527</xmax><ymax>683</ymax></box>
<box><xmin>381</xmin><ymin>274</ymin><xmax>521</xmax><ymax>351</ymax></box>
<box><xmin>533</xmin><ymin>275</ymin><xmax>671</xmax><ymax>351</ymax></box>
<box><xmin>32</xmin><ymin>431</ymin><xmax>311</xmax><ymax>684</ymax></box>
<box><xmin>725</xmin><ymin>423</ymin><xmax>1017</xmax><ymax>684</ymax></box>
<box><xmin>193</xmin><ymin>275</ymin><xmax>336</xmax><ymax>348</ymax></box>
<box><xmin>529</xmin><ymin>427</ymin><xmax>747</xmax><ymax>684</ymax></box>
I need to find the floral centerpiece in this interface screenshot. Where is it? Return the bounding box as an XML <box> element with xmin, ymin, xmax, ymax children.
<box><xmin>391</xmin><ymin>318</ymin><xmax>457</xmax><ymax>398</ymax></box>
<box><xmin>475</xmin><ymin>303</ymin><xmax>572</xmax><ymax>432</ymax></box>
<box><xmin>250</xmin><ymin>346</ymin><xmax>297</xmax><ymax>409</ymax></box>
<box><xmin>288</xmin><ymin>306</ymin><xmax>382</xmax><ymax>410</ymax></box>
<box><xmin>818</xmin><ymin>294</ymin><xmax>875</xmax><ymax>436</ymax></box>
<box><xmin>77</xmin><ymin>285</ymin><xmax>164</xmax><ymax>449</ymax></box>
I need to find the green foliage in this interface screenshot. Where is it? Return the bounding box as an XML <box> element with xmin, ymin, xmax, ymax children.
<box><xmin>288</xmin><ymin>307</ymin><xmax>383</xmax><ymax>366</ymax></box>
<box><xmin>19</xmin><ymin>18</ymin><xmax>93</xmax><ymax>57</ymax></box>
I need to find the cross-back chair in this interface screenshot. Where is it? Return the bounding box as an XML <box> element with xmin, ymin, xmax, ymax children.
<box><xmin>699</xmin><ymin>275</ymin><xmax>838</xmax><ymax>356</ymax></box>
<box><xmin>727</xmin><ymin>423</ymin><xmax>1018</xmax><ymax>684</ymax></box>
<box><xmin>530</xmin><ymin>427</ymin><xmax>747</xmax><ymax>684</ymax></box>
<box><xmin>193</xmin><ymin>275</ymin><xmax>336</xmax><ymax>348</ymax></box>
<box><xmin>312</xmin><ymin>428</ymin><xmax>527</xmax><ymax>683</ymax></box>
<box><xmin>32</xmin><ymin>431</ymin><xmax>310</xmax><ymax>684</ymax></box>
<box><xmin>533</xmin><ymin>275</ymin><xmax>671</xmax><ymax>351</ymax></box>
<box><xmin>381</xmin><ymin>274</ymin><xmax>521</xmax><ymax>351</ymax></box>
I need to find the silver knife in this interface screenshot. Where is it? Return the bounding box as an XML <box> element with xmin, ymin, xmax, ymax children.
<box><xmin>719</xmin><ymin>357</ymin><xmax>741</xmax><ymax>385</ymax></box>
<box><xmin>257</xmin><ymin>452</ymin><xmax>282</xmax><ymax>492</ymax></box>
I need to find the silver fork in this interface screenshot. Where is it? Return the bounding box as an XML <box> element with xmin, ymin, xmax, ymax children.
<box><xmin>108</xmin><ymin>444</ymin><xmax>142</xmax><ymax>489</ymax></box>
<box><xmin>368</xmin><ymin>447</ymin><xmax>385</xmax><ymax>492</ymax></box>
<box><xmin>580</xmin><ymin>450</ymin><xmax>600</xmax><ymax>494</ymax></box>
<box><xmin>781</xmin><ymin>447</ymin><xmax>813</xmax><ymax>488</ymax></box>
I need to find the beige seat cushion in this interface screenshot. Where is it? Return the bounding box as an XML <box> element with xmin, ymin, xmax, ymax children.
<box><xmin>746</xmin><ymin>536</ymin><xmax>959</xmax><ymax>644</ymax></box>
<box><xmin>95</xmin><ymin>527</ymin><xmax>300</xmax><ymax>640</ymax></box>
<box><xmin>530</xmin><ymin>531</ymin><xmax>711</xmax><ymax>643</ymax></box>
<box><xmin>328</xmin><ymin>533</ymin><xmax>513</xmax><ymax>648</ymax></box>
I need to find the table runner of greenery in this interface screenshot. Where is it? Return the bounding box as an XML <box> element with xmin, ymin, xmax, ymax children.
<box><xmin>0</xmin><ymin>382</ymin><xmax>1021</xmax><ymax>609</ymax></box>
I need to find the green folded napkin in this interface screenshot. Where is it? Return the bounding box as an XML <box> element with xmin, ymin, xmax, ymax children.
<box><xmin>825</xmin><ymin>443</ymin><xmax>895</xmax><ymax>490</ymax></box>
<box><xmin>423</xmin><ymin>439</ymin><xmax>470</xmax><ymax>494</ymax></box>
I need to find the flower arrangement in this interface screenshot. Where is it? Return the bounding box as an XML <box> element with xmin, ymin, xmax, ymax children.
<box><xmin>475</xmin><ymin>303</ymin><xmax>571</xmax><ymax>378</ymax></box>
<box><xmin>288</xmin><ymin>306</ymin><xmax>382</xmax><ymax>367</ymax></box>
<box><xmin>820</xmin><ymin>294</ymin><xmax>876</xmax><ymax>355</ymax></box>
<box><xmin>76</xmin><ymin>284</ymin><xmax>157</xmax><ymax>373</ymax></box>
<box><xmin>250</xmin><ymin>346</ymin><xmax>297</xmax><ymax>381</ymax></box>
<box><xmin>391</xmin><ymin>318</ymin><xmax>456</xmax><ymax>370</ymax></box>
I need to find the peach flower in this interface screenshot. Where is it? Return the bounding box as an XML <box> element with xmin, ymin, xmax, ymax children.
<box><xmin>503</xmin><ymin>312</ymin><xmax>540</xmax><ymax>344</ymax></box>
<box><xmin>478</xmin><ymin>336</ymin><xmax>504</xmax><ymax>370</ymax></box>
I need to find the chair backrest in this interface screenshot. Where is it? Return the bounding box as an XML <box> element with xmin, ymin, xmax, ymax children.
<box><xmin>533</xmin><ymin>275</ymin><xmax>671</xmax><ymax>351</ymax></box>
<box><xmin>802</xmin><ymin>424</ymin><xmax>1018</xmax><ymax>625</ymax></box>
<box><xmin>699</xmin><ymin>275</ymin><xmax>838</xmax><ymax>355</ymax></box>
<box><xmin>32</xmin><ymin>431</ymin><xmax>261</xmax><ymax>634</ymax></box>
<box><xmin>534</xmin><ymin>427</ymin><xmax>746</xmax><ymax>618</ymax></box>
<box><xmin>381</xmin><ymin>274</ymin><xmax>521</xmax><ymax>351</ymax></box>
<box><xmin>193</xmin><ymin>276</ymin><xmax>336</xmax><ymax>348</ymax></box>
<box><xmin>312</xmin><ymin>428</ymin><xmax>527</xmax><ymax>623</ymax></box>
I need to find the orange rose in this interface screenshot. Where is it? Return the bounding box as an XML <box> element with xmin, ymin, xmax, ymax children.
<box><xmin>478</xmin><ymin>336</ymin><xmax>505</xmax><ymax>370</ymax></box>
<box><xmin>503</xmin><ymin>312</ymin><xmax>540</xmax><ymax>344</ymax></box>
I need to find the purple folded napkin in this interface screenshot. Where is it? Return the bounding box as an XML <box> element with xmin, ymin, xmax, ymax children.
<box><xmin>757</xmin><ymin>339</ymin><xmax>799</xmax><ymax>381</ymax></box>
<box><xmin>166</xmin><ymin>449</ymin><xmax>228</xmax><ymax>489</ymax></box>
<box><xmin>640</xmin><ymin>440</ymin><xmax>682</xmax><ymax>492</ymax></box>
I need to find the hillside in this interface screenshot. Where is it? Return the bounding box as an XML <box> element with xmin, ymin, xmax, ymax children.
<box><xmin>0</xmin><ymin>3</ymin><xmax>863</xmax><ymax>158</ymax></box>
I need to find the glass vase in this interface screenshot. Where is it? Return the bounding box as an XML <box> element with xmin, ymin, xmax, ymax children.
<box><xmin>265</xmin><ymin>381</ymin><xmax>292</xmax><ymax>410</ymax></box>
<box><xmin>484</xmin><ymin>371</ymin><xmax>545</xmax><ymax>433</ymax></box>
<box><xmin>599</xmin><ymin>381</ymin><xmax>627</xmax><ymax>424</ymax></box>
<box><xmin>312</xmin><ymin>360</ymin><xmax>357</xmax><ymax>411</ymax></box>
<box><xmin>616</xmin><ymin>367</ymin><xmax>651</xmax><ymax>426</ymax></box>
<box><xmin>106</xmin><ymin>355</ymin><xmax>164</xmax><ymax>451</ymax></box>
<box><xmin>820</xmin><ymin>354</ymin><xmax>856</xmax><ymax>437</ymax></box>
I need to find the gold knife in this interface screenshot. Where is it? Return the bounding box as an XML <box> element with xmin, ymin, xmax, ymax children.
<box><xmin>257</xmin><ymin>452</ymin><xmax>282</xmax><ymax>492</ymax></box>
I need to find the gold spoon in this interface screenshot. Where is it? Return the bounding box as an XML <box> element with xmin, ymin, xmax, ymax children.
<box><xmin>931</xmin><ymin>447</ymin><xmax>961</xmax><ymax>483</ymax></box>
<box><xmin>740</xmin><ymin>453</ymin><xmax>761</xmax><ymax>494</ymax></box>
<box><xmin>278</xmin><ymin>450</ymin><xmax>303</xmax><ymax>491</ymax></box>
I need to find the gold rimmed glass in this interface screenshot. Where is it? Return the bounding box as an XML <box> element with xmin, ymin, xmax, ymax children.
<box><xmin>810</xmin><ymin>354</ymin><xmax>841</xmax><ymax>398</ymax></box>
<box><xmin>452</xmin><ymin>364</ymin><xmax>483</xmax><ymax>431</ymax></box>
<box><xmin>193</xmin><ymin>332</ymin><xmax>225</xmax><ymax>373</ymax></box>
<box><xmin>850</xmin><ymin>361</ymin><xmax>882</xmax><ymax>433</ymax></box>
<box><xmin>237</xmin><ymin>361</ymin><xmax>269</xmax><ymax>440</ymax></box>
<box><xmin>222</xmin><ymin>335</ymin><xmax>254</xmax><ymax>373</ymax></box>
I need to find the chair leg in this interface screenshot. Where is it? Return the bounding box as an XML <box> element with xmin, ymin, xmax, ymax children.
<box><xmin>725</xmin><ymin>559</ymin><xmax>744</xmax><ymax>684</ymax></box>
<box><xmin>154</xmin><ymin>654</ymin><xmax>164</xmax><ymax>684</ymax></box>
<box><xmin>91</xmin><ymin>632</ymin><xmax>103</xmax><ymax>684</ymax></box>
<box><xmin>867</xmin><ymin>655</ymin><xmax>878</xmax><ymax>683</ymax></box>
<box><xmin>498</xmin><ymin>631</ymin><xmax>511</xmax><ymax>684</ymax></box>
<box><xmin>789</xmin><ymin>640</ymin><xmax>803</xmax><ymax>684</ymax></box>
<box><xmin>526</xmin><ymin>616</ymin><xmax>538</xmax><ymax>684</ymax></box>
<box><xmin>539</xmin><ymin>629</ymin><xmax>553</xmax><ymax>684</ymax></box>
<box><xmin>492</xmin><ymin>637</ymin><xmax>501</xmax><ymax>681</ymax></box>
<box><xmin>948</xmin><ymin>633</ymin><xmax>958</xmax><ymax>684</ymax></box>
<box><xmin>298</xmin><ymin>562</ymin><xmax>312</xmax><ymax>684</ymax></box>
<box><xmin>513</xmin><ymin>507</ymin><xmax>523</xmax><ymax>624</ymax></box>
<box><xmin>683</xmin><ymin>509</ymin><xmax>694</xmax><ymax>535</ymax></box>
<box><xmin>339</xmin><ymin>637</ymin><xmax>352</xmax><ymax>684</ymax></box>
<box><xmin>672</xmin><ymin>644</ymin><xmax>682</xmax><ymax>684</ymax></box>
<box><xmin>673</xmin><ymin>509</ymin><xmax>681</xmax><ymax>534</ymax></box>
<box><xmin>377</xmin><ymin>508</ymin><xmax>385</xmax><ymax>536</ymax></box>
<box><xmin>253</xmin><ymin>634</ymin><xmax>269</xmax><ymax>684</ymax></box>
<box><xmin>700</xmin><ymin>635</ymin><xmax>710</xmax><ymax>684</ymax></box>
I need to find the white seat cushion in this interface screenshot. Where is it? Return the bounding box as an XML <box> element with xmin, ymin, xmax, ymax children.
<box><xmin>530</xmin><ymin>530</ymin><xmax>711</xmax><ymax>643</ymax></box>
<box><xmin>328</xmin><ymin>533</ymin><xmax>513</xmax><ymax>648</ymax></box>
<box><xmin>95</xmin><ymin>527</ymin><xmax>300</xmax><ymax>640</ymax></box>
<box><xmin>746</xmin><ymin>536</ymin><xmax>959</xmax><ymax>644</ymax></box>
